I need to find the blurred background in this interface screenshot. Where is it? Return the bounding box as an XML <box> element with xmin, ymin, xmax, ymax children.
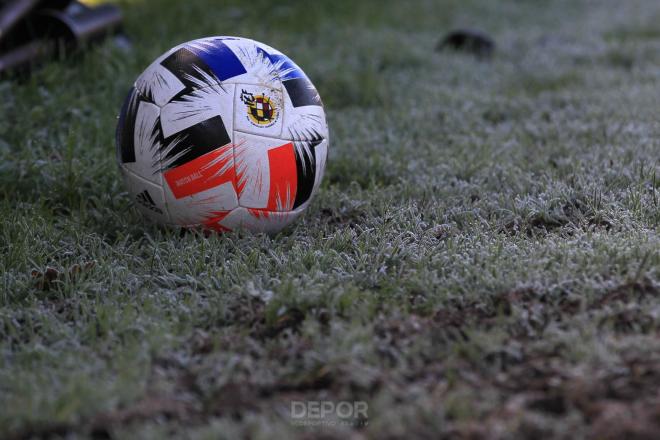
<box><xmin>1</xmin><ymin>1</ymin><xmax>659</xmax><ymax>439</ymax></box>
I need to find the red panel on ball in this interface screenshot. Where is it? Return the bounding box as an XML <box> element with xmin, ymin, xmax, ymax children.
<box><xmin>164</xmin><ymin>144</ymin><xmax>235</xmax><ymax>199</ymax></box>
<box><xmin>203</xmin><ymin>210</ymin><xmax>232</xmax><ymax>231</ymax></box>
<box><xmin>266</xmin><ymin>142</ymin><xmax>297</xmax><ymax>211</ymax></box>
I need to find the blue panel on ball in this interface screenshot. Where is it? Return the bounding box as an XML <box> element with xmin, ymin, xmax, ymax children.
<box><xmin>187</xmin><ymin>40</ymin><xmax>247</xmax><ymax>81</ymax></box>
<box><xmin>256</xmin><ymin>47</ymin><xmax>306</xmax><ymax>81</ymax></box>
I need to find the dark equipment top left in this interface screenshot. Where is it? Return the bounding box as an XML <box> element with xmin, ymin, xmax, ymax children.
<box><xmin>0</xmin><ymin>0</ymin><xmax>123</xmax><ymax>76</ymax></box>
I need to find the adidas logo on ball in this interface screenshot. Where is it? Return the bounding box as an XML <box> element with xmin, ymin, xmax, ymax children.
<box><xmin>135</xmin><ymin>190</ymin><xmax>163</xmax><ymax>215</ymax></box>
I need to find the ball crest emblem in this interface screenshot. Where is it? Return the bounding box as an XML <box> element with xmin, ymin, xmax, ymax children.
<box><xmin>240</xmin><ymin>89</ymin><xmax>279</xmax><ymax>127</ymax></box>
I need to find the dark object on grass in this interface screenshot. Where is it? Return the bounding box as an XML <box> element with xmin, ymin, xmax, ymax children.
<box><xmin>0</xmin><ymin>0</ymin><xmax>122</xmax><ymax>76</ymax></box>
<box><xmin>0</xmin><ymin>0</ymin><xmax>39</xmax><ymax>40</ymax></box>
<box><xmin>436</xmin><ymin>28</ymin><xmax>495</xmax><ymax>59</ymax></box>
<box><xmin>36</xmin><ymin>2</ymin><xmax>122</xmax><ymax>47</ymax></box>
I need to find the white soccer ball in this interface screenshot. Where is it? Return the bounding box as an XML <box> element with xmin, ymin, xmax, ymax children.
<box><xmin>116</xmin><ymin>36</ymin><xmax>328</xmax><ymax>233</ymax></box>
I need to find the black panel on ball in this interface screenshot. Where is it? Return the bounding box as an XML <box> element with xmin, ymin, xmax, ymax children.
<box><xmin>116</xmin><ymin>86</ymin><xmax>140</xmax><ymax>164</ymax></box>
<box><xmin>293</xmin><ymin>136</ymin><xmax>324</xmax><ymax>209</ymax></box>
<box><xmin>160</xmin><ymin>115</ymin><xmax>231</xmax><ymax>170</ymax></box>
<box><xmin>160</xmin><ymin>47</ymin><xmax>219</xmax><ymax>93</ymax></box>
<box><xmin>283</xmin><ymin>77</ymin><xmax>323</xmax><ymax>108</ymax></box>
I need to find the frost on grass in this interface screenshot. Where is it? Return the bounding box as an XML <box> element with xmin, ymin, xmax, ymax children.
<box><xmin>1</xmin><ymin>0</ymin><xmax>660</xmax><ymax>439</ymax></box>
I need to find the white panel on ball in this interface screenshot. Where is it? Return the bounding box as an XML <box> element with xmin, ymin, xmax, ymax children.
<box><xmin>234</xmin><ymin>132</ymin><xmax>298</xmax><ymax>211</ymax></box>
<box><xmin>312</xmin><ymin>138</ymin><xmax>329</xmax><ymax>196</ymax></box>
<box><xmin>219</xmin><ymin>38</ymin><xmax>282</xmax><ymax>87</ymax></box>
<box><xmin>219</xmin><ymin>207</ymin><xmax>304</xmax><ymax>234</ymax></box>
<box><xmin>121</xmin><ymin>168</ymin><xmax>170</xmax><ymax>224</ymax></box>
<box><xmin>160</xmin><ymin>83</ymin><xmax>235</xmax><ymax>139</ymax></box>
<box><xmin>233</xmin><ymin>84</ymin><xmax>283</xmax><ymax>138</ymax></box>
<box><xmin>134</xmin><ymin>60</ymin><xmax>186</xmax><ymax>107</ymax></box>
<box><xmin>281</xmin><ymin>96</ymin><xmax>328</xmax><ymax>141</ymax></box>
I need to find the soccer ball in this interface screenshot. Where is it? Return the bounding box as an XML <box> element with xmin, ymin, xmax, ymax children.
<box><xmin>116</xmin><ymin>36</ymin><xmax>328</xmax><ymax>233</ymax></box>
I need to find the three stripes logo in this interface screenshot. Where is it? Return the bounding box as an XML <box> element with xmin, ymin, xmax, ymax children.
<box><xmin>136</xmin><ymin>190</ymin><xmax>163</xmax><ymax>214</ymax></box>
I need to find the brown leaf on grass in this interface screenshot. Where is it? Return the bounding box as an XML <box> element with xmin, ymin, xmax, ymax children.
<box><xmin>68</xmin><ymin>261</ymin><xmax>96</xmax><ymax>277</ymax></box>
<box><xmin>429</xmin><ymin>223</ymin><xmax>453</xmax><ymax>240</ymax></box>
<box><xmin>275</xmin><ymin>307</ymin><xmax>305</xmax><ymax>331</ymax></box>
<box><xmin>31</xmin><ymin>261</ymin><xmax>96</xmax><ymax>291</ymax></box>
<box><xmin>528</xmin><ymin>213</ymin><xmax>566</xmax><ymax>232</ymax></box>
<box><xmin>31</xmin><ymin>267</ymin><xmax>60</xmax><ymax>290</ymax></box>
<box><xmin>255</xmin><ymin>307</ymin><xmax>305</xmax><ymax>339</ymax></box>
<box><xmin>499</xmin><ymin>214</ymin><xmax>566</xmax><ymax>237</ymax></box>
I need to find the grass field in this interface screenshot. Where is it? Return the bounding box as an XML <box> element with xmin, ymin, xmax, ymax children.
<box><xmin>1</xmin><ymin>0</ymin><xmax>660</xmax><ymax>438</ymax></box>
